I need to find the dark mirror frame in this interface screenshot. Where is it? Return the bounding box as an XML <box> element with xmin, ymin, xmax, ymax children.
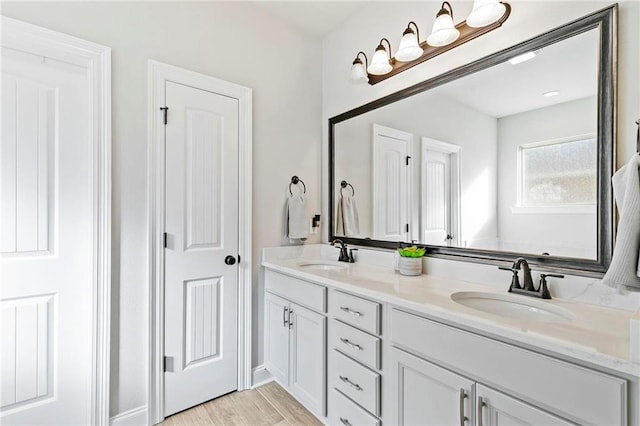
<box><xmin>329</xmin><ymin>5</ymin><xmax>616</xmax><ymax>277</ymax></box>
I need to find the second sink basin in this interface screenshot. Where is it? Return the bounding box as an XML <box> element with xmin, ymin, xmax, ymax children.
<box><xmin>297</xmin><ymin>260</ymin><xmax>348</xmax><ymax>271</ymax></box>
<box><xmin>450</xmin><ymin>291</ymin><xmax>575</xmax><ymax>323</ymax></box>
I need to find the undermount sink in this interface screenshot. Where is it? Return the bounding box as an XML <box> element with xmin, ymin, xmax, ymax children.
<box><xmin>450</xmin><ymin>291</ymin><xmax>575</xmax><ymax>323</ymax></box>
<box><xmin>296</xmin><ymin>260</ymin><xmax>348</xmax><ymax>271</ymax></box>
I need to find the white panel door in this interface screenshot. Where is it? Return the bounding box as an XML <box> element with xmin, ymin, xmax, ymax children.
<box><xmin>372</xmin><ymin>124</ymin><xmax>412</xmax><ymax>241</ymax></box>
<box><xmin>164</xmin><ymin>81</ymin><xmax>239</xmax><ymax>416</ymax></box>
<box><xmin>392</xmin><ymin>348</ymin><xmax>474</xmax><ymax>426</ymax></box>
<box><xmin>477</xmin><ymin>384</ymin><xmax>573</xmax><ymax>426</ymax></box>
<box><xmin>422</xmin><ymin>149</ymin><xmax>451</xmax><ymax>245</ymax></box>
<box><xmin>0</xmin><ymin>49</ymin><xmax>93</xmax><ymax>423</ymax></box>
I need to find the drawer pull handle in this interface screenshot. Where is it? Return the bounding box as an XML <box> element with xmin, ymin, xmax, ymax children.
<box><xmin>459</xmin><ymin>388</ymin><xmax>468</xmax><ymax>425</ymax></box>
<box><xmin>339</xmin><ymin>375</ymin><xmax>362</xmax><ymax>391</ymax></box>
<box><xmin>340</xmin><ymin>337</ymin><xmax>362</xmax><ymax>350</ymax></box>
<box><xmin>340</xmin><ymin>306</ymin><xmax>362</xmax><ymax>317</ymax></box>
<box><xmin>477</xmin><ymin>396</ymin><xmax>485</xmax><ymax>426</ymax></box>
<box><xmin>339</xmin><ymin>417</ymin><xmax>352</xmax><ymax>426</ymax></box>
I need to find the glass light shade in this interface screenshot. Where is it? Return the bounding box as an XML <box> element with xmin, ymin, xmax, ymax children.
<box><xmin>350</xmin><ymin>60</ymin><xmax>368</xmax><ymax>83</ymax></box>
<box><xmin>427</xmin><ymin>13</ymin><xmax>460</xmax><ymax>47</ymax></box>
<box><xmin>367</xmin><ymin>47</ymin><xmax>392</xmax><ymax>75</ymax></box>
<box><xmin>396</xmin><ymin>31</ymin><xmax>423</xmax><ymax>62</ymax></box>
<box><xmin>466</xmin><ymin>0</ymin><xmax>506</xmax><ymax>28</ymax></box>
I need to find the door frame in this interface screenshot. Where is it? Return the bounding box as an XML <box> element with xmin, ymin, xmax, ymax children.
<box><xmin>1</xmin><ymin>17</ymin><xmax>112</xmax><ymax>425</ymax></box>
<box><xmin>147</xmin><ymin>60</ymin><xmax>252</xmax><ymax>424</ymax></box>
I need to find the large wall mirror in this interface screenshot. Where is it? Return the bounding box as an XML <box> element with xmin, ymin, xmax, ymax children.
<box><xmin>329</xmin><ymin>6</ymin><xmax>616</xmax><ymax>275</ymax></box>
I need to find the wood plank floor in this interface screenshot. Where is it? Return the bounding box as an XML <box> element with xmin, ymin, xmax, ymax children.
<box><xmin>161</xmin><ymin>382</ymin><xmax>323</xmax><ymax>425</ymax></box>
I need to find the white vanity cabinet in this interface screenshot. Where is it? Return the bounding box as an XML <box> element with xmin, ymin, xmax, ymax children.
<box><xmin>264</xmin><ymin>271</ymin><xmax>327</xmax><ymax>417</ymax></box>
<box><xmin>390</xmin><ymin>308</ymin><xmax>628</xmax><ymax>426</ymax></box>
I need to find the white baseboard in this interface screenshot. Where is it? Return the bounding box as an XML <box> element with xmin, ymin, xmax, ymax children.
<box><xmin>251</xmin><ymin>365</ymin><xmax>274</xmax><ymax>388</ymax></box>
<box><xmin>110</xmin><ymin>405</ymin><xmax>147</xmax><ymax>426</ymax></box>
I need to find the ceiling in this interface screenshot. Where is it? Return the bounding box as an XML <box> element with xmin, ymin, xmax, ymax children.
<box><xmin>253</xmin><ymin>1</ymin><xmax>368</xmax><ymax>38</ymax></box>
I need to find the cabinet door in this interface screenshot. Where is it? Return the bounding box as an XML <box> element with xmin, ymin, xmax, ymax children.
<box><xmin>289</xmin><ymin>302</ymin><xmax>327</xmax><ymax>416</ymax></box>
<box><xmin>477</xmin><ymin>384</ymin><xmax>573</xmax><ymax>426</ymax></box>
<box><xmin>392</xmin><ymin>348</ymin><xmax>474</xmax><ymax>426</ymax></box>
<box><xmin>264</xmin><ymin>292</ymin><xmax>290</xmax><ymax>385</ymax></box>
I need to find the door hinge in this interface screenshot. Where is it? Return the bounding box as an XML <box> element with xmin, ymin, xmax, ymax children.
<box><xmin>405</xmin><ymin>155</ymin><xmax>411</xmax><ymax>166</ymax></box>
<box><xmin>160</xmin><ymin>106</ymin><xmax>169</xmax><ymax>125</ymax></box>
<box><xmin>163</xmin><ymin>356</ymin><xmax>169</xmax><ymax>372</ymax></box>
<box><xmin>405</xmin><ymin>223</ymin><xmax>410</xmax><ymax>233</ymax></box>
<box><xmin>163</xmin><ymin>232</ymin><xmax>168</xmax><ymax>248</ymax></box>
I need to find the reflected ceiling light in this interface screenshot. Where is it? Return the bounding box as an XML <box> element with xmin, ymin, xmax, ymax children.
<box><xmin>396</xmin><ymin>21</ymin><xmax>423</xmax><ymax>62</ymax></box>
<box><xmin>543</xmin><ymin>90</ymin><xmax>560</xmax><ymax>97</ymax></box>
<box><xmin>367</xmin><ymin>38</ymin><xmax>393</xmax><ymax>75</ymax></box>
<box><xmin>349</xmin><ymin>1</ymin><xmax>511</xmax><ymax>85</ymax></box>
<box><xmin>467</xmin><ymin>0</ymin><xmax>507</xmax><ymax>28</ymax></box>
<box><xmin>427</xmin><ymin>2</ymin><xmax>460</xmax><ymax>47</ymax></box>
<box><xmin>508</xmin><ymin>49</ymin><xmax>542</xmax><ymax>65</ymax></box>
<box><xmin>350</xmin><ymin>52</ymin><xmax>369</xmax><ymax>84</ymax></box>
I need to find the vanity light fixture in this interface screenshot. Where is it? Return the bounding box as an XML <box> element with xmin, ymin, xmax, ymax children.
<box><xmin>427</xmin><ymin>2</ymin><xmax>460</xmax><ymax>47</ymax></box>
<box><xmin>367</xmin><ymin>38</ymin><xmax>393</xmax><ymax>75</ymax></box>
<box><xmin>350</xmin><ymin>1</ymin><xmax>511</xmax><ymax>85</ymax></box>
<box><xmin>350</xmin><ymin>51</ymin><xmax>369</xmax><ymax>83</ymax></box>
<box><xmin>396</xmin><ymin>21</ymin><xmax>423</xmax><ymax>62</ymax></box>
<box><xmin>466</xmin><ymin>0</ymin><xmax>507</xmax><ymax>28</ymax></box>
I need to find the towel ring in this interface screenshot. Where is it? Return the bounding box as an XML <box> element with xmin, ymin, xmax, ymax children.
<box><xmin>340</xmin><ymin>180</ymin><xmax>355</xmax><ymax>196</ymax></box>
<box><xmin>289</xmin><ymin>176</ymin><xmax>306</xmax><ymax>195</ymax></box>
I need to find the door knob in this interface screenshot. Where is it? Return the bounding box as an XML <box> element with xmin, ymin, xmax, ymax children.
<box><xmin>224</xmin><ymin>255</ymin><xmax>237</xmax><ymax>265</ymax></box>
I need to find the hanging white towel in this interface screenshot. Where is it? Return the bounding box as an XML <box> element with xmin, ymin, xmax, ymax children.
<box><xmin>602</xmin><ymin>154</ymin><xmax>640</xmax><ymax>291</ymax></box>
<box><xmin>336</xmin><ymin>193</ymin><xmax>360</xmax><ymax>237</ymax></box>
<box><xmin>287</xmin><ymin>194</ymin><xmax>309</xmax><ymax>241</ymax></box>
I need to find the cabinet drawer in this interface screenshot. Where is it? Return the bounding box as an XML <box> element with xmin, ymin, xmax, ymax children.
<box><xmin>391</xmin><ymin>308</ymin><xmax>627</xmax><ymax>426</ymax></box>
<box><xmin>265</xmin><ymin>269</ymin><xmax>326</xmax><ymax>313</ymax></box>
<box><xmin>332</xmin><ymin>320</ymin><xmax>381</xmax><ymax>370</ymax></box>
<box><xmin>331</xmin><ymin>350</ymin><xmax>380</xmax><ymax>416</ymax></box>
<box><xmin>331</xmin><ymin>291</ymin><xmax>381</xmax><ymax>335</ymax></box>
<box><xmin>329</xmin><ymin>389</ymin><xmax>380</xmax><ymax>426</ymax></box>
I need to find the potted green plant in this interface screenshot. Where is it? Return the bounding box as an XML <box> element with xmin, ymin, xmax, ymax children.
<box><xmin>397</xmin><ymin>246</ymin><xmax>425</xmax><ymax>276</ymax></box>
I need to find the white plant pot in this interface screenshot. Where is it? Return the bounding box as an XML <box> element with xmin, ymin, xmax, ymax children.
<box><xmin>398</xmin><ymin>256</ymin><xmax>422</xmax><ymax>276</ymax></box>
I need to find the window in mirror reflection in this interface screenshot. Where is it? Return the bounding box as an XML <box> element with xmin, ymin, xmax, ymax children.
<box><xmin>518</xmin><ymin>136</ymin><xmax>597</xmax><ymax>208</ymax></box>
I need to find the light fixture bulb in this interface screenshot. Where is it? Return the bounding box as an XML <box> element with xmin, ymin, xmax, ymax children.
<box><xmin>350</xmin><ymin>58</ymin><xmax>368</xmax><ymax>83</ymax></box>
<box><xmin>367</xmin><ymin>41</ymin><xmax>392</xmax><ymax>75</ymax></box>
<box><xmin>466</xmin><ymin>0</ymin><xmax>506</xmax><ymax>28</ymax></box>
<box><xmin>396</xmin><ymin>24</ymin><xmax>423</xmax><ymax>62</ymax></box>
<box><xmin>427</xmin><ymin>3</ymin><xmax>460</xmax><ymax>47</ymax></box>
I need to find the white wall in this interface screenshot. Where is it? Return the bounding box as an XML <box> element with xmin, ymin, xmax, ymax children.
<box><xmin>497</xmin><ymin>97</ymin><xmax>598</xmax><ymax>258</ymax></box>
<box><xmin>2</xmin><ymin>1</ymin><xmax>323</xmax><ymax>418</ymax></box>
<box><xmin>334</xmin><ymin>93</ymin><xmax>498</xmax><ymax>244</ymax></box>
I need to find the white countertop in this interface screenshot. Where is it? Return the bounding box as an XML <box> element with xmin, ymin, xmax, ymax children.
<box><xmin>262</xmin><ymin>248</ymin><xmax>640</xmax><ymax>379</ymax></box>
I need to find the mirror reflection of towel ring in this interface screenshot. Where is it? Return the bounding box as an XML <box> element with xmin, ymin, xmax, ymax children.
<box><xmin>340</xmin><ymin>180</ymin><xmax>355</xmax><ymax>196</ymax></box>
<box><xmin>289</xmin><ymin>176</ymin><xmax>306</xmax><ymax>195</ymax></box>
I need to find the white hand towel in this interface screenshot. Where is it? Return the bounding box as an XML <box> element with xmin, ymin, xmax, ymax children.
<box><xmin>602</xmin><ymin>154</ymin><xmax>640</xmax><ymax>290</ymax></box>
<box><xmin>287</xmin><ymin>194</ymin><xmax>309</xmax><ymax>241</ymax></box>
<box><xmin>336</xmin><ymin>194</ymin><xmax>360</xmax><ymax>237</ymax></box>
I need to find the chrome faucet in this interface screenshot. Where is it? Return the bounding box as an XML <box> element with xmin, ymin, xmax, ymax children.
<box><xmin>331</xmin><ymin>239</ymin><xmax>357</xmax><ymax>263</ymax></box>
<box><xmin>499</xmin><ymin>257</ymin><xmax>564</xmax><ymax>299</ymax></box>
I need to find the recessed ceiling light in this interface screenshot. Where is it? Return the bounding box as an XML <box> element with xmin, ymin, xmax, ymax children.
<box><xmin>543</xmin><ymin>90</ymin><xmax>560</xmax><ymax>97</ymax></box>
<box><xmin>508</xmin><ymin>49</ymin><xmax>542</xmax><ymax>65</ymax></box>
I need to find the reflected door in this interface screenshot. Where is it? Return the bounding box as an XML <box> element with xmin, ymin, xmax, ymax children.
<box><xmin>422</xmin><ymin>149</ymin><xmax>451</xmax><ymax>245</ymax></box>
<box><xmin>163</xmin><ymin>81</ymin><xmax>239</xmax><ymax>416</ymax></box>
<box><xmin>372</xmin><ymin>124</ymin><xmax>412</xmax><ymax>242</ymax></box>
